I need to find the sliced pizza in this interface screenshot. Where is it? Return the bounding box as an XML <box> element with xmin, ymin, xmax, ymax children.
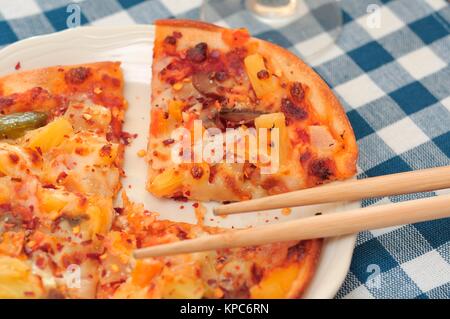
<box><xmin>96</xmin><ymin>194</ymin><xmax>322</xmax><ymax>299</ymax></box>
<box><xmin>0</xmin><ymin>60</ymin><xmax>321</xmax><ymax>300</ymax></box>
<box><xmin>0</xmin><ymin>62</ymin><xmax>127</xmax><ymax>298</ymax></box>
<box><xmin>148</xmin><ymin>20</ymin><xmax>358</xmax><ymax>202</ymax></box>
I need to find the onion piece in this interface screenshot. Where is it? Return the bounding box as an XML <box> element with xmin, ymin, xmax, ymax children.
<box><xmin>308</xmin><ymin>125</ymin><xmax>336</xmax><ymax>152</ymax></box>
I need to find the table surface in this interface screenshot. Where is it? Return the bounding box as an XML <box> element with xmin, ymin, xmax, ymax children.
<box><xmin>0</xmin><ymin>0</ymin><xmax>449</xmax><ymax>299</ymax></box>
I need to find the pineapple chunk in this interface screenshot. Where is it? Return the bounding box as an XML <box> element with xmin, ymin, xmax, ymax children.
<box><xmin>27</xmin><ymin>117</ymin><xmax>73</xmax><ymax>152</ymax></box>
<box><xmin>244</xmin><ymin>53</ymin><xmax>277</xmax><ymax>98</ymax></box>
<box><xmin>131</xmin><ymin>260</ymin><xmax>163</xmax><ymax>287</ymax></box>
<box><xmin>148</xmin><ymin>168</ymin><xmax>183</xmax><ymax>197</ymax></box>
<box><xmin>0</xmin><ymin>256</ymin><xmax>44</xmax><ymax>298</ymax></box>
<box><xmin>249</xmin><ymin>263</ymin><xmax>299</xmax><ymax>299</ymax></box>
<box><xmin>254</xmin><ymin>112</ymin><xmax>286</xmax><ymax>130</ymax></box>
<box><xmin>161</xmin><ymin>268</ymin><xmax>205</xmax><ymax>299</ymax></box>
<box><xmin>83</xmin><ymin>199</ymin><xmax>112</xmax><ymax>236</ymax></box>
<box><xmin>254</xmin><ymin>112</ymin><xmax>289</xmax><ymax>168</ymax></box>
<box><xmin>168</xmin><ymin>99</ymin><xmax>184</xmax><ymax>123</ymax></box>
<box><xmin>39</xmin><ymin>188</ymin><xmax>69</xmax><ymax>218</ymax></box>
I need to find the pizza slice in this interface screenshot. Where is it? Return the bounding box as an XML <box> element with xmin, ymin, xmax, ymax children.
<box><xmin>96</xmin><ymin>194</ymin><xmax>322</xmax><ymax>299</ymax></box>
<box><xmin>0</xmin><ymin>62</ymin><xmax>127</xmax><ymax>298</ymax></box>
<box><xmin>147</xmin><ymin>20</ymin><xmax>358</xmax><ymax>202</ymax></box>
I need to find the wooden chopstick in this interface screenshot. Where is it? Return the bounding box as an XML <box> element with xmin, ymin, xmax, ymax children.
<box><xmin>214</xmin><ymin>165</ymin><xmax>450</xmax><ymax>215</ymax></box>
<box><xmin>134</xmin><ymin>193</ymin><xmax>450</xmax><ymax>258</ymax></box>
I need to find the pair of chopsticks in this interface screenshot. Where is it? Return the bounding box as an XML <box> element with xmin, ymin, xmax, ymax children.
<box><xmin>134</xmin><ymin>166</ymin><xmax>450</xmax><ymax>258</ymax></box>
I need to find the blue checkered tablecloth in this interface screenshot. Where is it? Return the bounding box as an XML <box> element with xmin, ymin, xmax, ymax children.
<box><xmin>0</xmin><ymin>0</ymin><xmax>449</xmax><ymax>299</ymax></box>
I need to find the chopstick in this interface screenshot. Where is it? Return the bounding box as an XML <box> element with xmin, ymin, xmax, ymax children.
<box><xmin>134</xmin><ymin>193</ymin><xmax>450</xmax><ymax>258</ymax></box>
<box><xmin>214</xmin><ymin>165</ymin><xmax>450</xmax><ymax>215</ymax></box>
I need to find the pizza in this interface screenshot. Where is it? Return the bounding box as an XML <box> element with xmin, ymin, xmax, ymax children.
<box><xmin>97</xmin><ymin>194</ymin><xmax>322</xmax><ymax>299</ymax></box>
<box><xmin>147</xmin><ymin>20</ymin><xmax>358</xmax><ymax>202</ymax></box>
<box><xmin>0</xmin><ymin>60</ymin><xmax>321</xmax><ymax>299</ymax></box>
<box><xmin>0</xmin><ymin>19</ymin><xmax>358</xmax><ymax>299</ymax></box>
<box><xmin>0</xmin><ymin>62</ymin><xmax>127</xmax><ymax>298</ymax></box>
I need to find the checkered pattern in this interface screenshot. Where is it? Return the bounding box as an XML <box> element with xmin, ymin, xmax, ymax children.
<box><xmin>0</xmin><ymin>0</ymin><xmax>449</xmax><ymax>299</ymax></box>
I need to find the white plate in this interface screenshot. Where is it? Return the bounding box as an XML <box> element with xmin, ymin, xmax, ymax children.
<box><xmin>0</xmin><ymin>25</ymin><xmax>358</xmax><ymax>299</ymax></box>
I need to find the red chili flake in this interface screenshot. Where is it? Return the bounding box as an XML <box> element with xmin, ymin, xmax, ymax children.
<box><xmin>162</xmin><ymin>138</ymin><xmax>175</xmax><ymax>146</ymax></box>
<box><xmin>179</xmin><ymin>205</ymin><xmax>184</xmax><ymax>210</ymax></box>
<box><xmin>11</xmin><ymin>177</ymin><xmax>22</xmax><ymax>182</ymax></box>
<box><xmin>120</xmin><ymin>131</ymin><xmax>137</xmax><ymax>146</ymax></box>
<box><xmin>75</xmin><ymin>147</ymin><xmax>87</xmax><ymax>156</ymax></box>
<box><xmin>86</xmin><ymin>253</ymin><xmax>102</xmax><ymax>261</ymax></box>
<box><xmin>8</xmin><ymin>153</ymin><xmax>19</xmax><ymax>164</ymax></box>
<box><xmin>99</xmin><ymin>144</ymin><xmax>112</xmax><ymax>157</ymax></box>
<box><xmin>35</xmin><ymin>256</ymin><xmax>46</xmax><ymax>269</ymax></box>
<box><xmin>95</xmin><ymin>233</ymin><xmax>105</xmax><ymax>240</ymax></box>
<box><xmin>56</xmin><ymin>172</ymin><xmax>68</xmax><ymax>184</ymax></box>
<box><xmin>113</xmin><ymin>207</ymin><xmax>124</xmax><ymax>215</ymax></box>
<box><xmin>257</xmin><ymin>69</ymin><xmax>270</xmax><ymax>79</ymax></box>
<box><xmin>24</xmin><ymin>291</ymin><xmax>35</xmax><ymax>297</ymax></box>
<box><xmin>42</xmin><ymin>184</ymin><xmax>56</xmax><ymax>189</ymax></box>
<box><xmin>173</xmin><ymin>31</ymin><xmax>182</xmax><ymax>39</ymax></box>
<box><xmin>15</xmin><ymin>62</ymin><xmax>21</xmax><ymax>70</ymax></box>
<box><xmin>171</xmin><ymin>195</ymin><xmax>188</xmax><ymax>202</ymax></box>
<box><xmin>192</xmin><ymin>202</ymin><xmax>199</xmax><ymax>208</ymax></box>
<box><xmin>64</xmin><ymin>67</ymin><xmax>91</xmax><ymax>85</ymax></box>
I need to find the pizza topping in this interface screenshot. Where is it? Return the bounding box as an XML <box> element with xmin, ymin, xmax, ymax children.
<box><xmin>290</xmin><ymin>82</ymin><xmax>304</xmax><ymax>102</ymax></box>
<box><xmin>214</xmin><ymin>71</ymin><xmax>228</xmax><ymax>82</ymax></box>
<box><xmin>160</xmin><ymin>60</ymin><xmax>192</xmax><ymax>84</ymax></box>
<box><xmin>308</xmin><ymin>126</ymin><xmax>336</xmax><ymax>151</ymax></box>
<box><xmin>256</xmin><ymin>70</ymin><xmax>270</xmax><ymax>80</ymax></box>
<box><xmin>244</xmin><ymin>53</ymin><xmax>276</xmax><ymax>98</ymax></box>
<box><xmin>309</xmin><ymin>158</ymin><xmax>334</xmax><ymax>181</ymax></box>
<box><xmin>190</xmin><ymin>165</ymin><xmax>204</xmax><ymax>179</ymax></box>
<box><xmin>187</xmin><ymin>42</ymin><xmax>208</xmax><ymax>63</ymax></box>
<box><xmin>219</xmin><ymin>108</ymin><xmax>262</xmax><ymax>127</ymax></box>
<box><xmin>0</xmin><ymin>97</ymin><xmax>14</xmax><ymax>109</ymax></box>
<box><xmin>192</xmin><ymin>72</ymin><xmax>221</xmax><ymax>98</ymax></box>
<box><xmin>280</xmin><ymin>98</ymin><xmax>307</xmax><ymax>120</ymax></box>
<box><xmin>149</xmin><ymin>168</ymin><xmax>183</xmax><ymax>197</ymax></box>
<box><xmin>65</xmin><ymin>67</ymin><xmax>91</xmax><ymax>85</ymax></box>
<box><xmin>162</xmin><ymin>138</ymin><xmax>175</xmax><ymax>146</ymax></box>
<box><xmin>0</xmin><ymin>112</ymin><xmax>48</xmax><ymax>139</ymax></box>
<box><xmin>164</xmin><ymin>35</ymin><xmax>177</xmax><ymax>45</ymax></box>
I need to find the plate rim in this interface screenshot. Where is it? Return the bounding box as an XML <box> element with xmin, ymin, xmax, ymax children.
<box><xmin>0</xmin><ymin>24</ymin><xmax>357</xmax><ymax>299</ymax></box>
